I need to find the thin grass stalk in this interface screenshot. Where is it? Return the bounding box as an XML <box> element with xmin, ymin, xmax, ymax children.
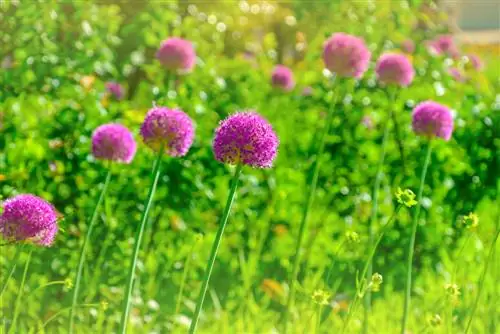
<box><xmin>401</xmin><ymin>141</ymin><xmax>433</xmax><ymax>334</ymax></box>
<box><xmin>284</xmin><ymin>78</ymin><xmax>338</xmax><ymax>333</ymax></box>
<box><xmin>69</xmin><ymin>166</ymin><xmax>112</xmax><ymax>333</ymax></box>
<box><xmin>363</xmin><ymin>88</ymin><xmax>395</xmax><ymax>334</ymax></box>
<box><xmin>324</xmin><ymin>240</ymin><xmax>346</xmax><ymax>288</ymax></box>
<box><xmin>9</xmin><ymin>248</ymin><xmax>32</xmax><ymax>334</ymax></box>
<box><xmin>464</xmin><ymin>222</ymin><xmax>500</xmax><ymax>334</ymax></box>
<box><xmin>43</xmin><ymin>303</ymin><xmax>99</xmax><ymax>329</ymax></box>
<box><xmin>189</xmin><ymin>163</ymin><xmax>243</xmax><ymax>334</ymax></box>
<box><xmin>0</xmin><ymin>245</ymin><xmax>23</xmax><ymax>298</ymax></box>
<box><xmin>175</xmin><ymin>238</ymin><xmax>199</xmax><ymax>314</ymax></box>
<box><xmin>447</xmin><ymin>232</ymin><xmax>472</xmax><ymax>333</ymax></box>
<box><xmin>119</xmin><ymin>145</ymin><xmax>164</xmax><ymax>334</ymax></box>
<box><xmin>342</xmin><ymin>206</ymin><xmax>402</xmax><ymax>334</ymax></box>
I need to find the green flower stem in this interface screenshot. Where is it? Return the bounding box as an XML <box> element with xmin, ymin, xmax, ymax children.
<box><xmin>43</xmin><ymin>303</ymin><xmax>100</xmax><ymax>329</ymax></box>
<box><xmin>175</xmin><ymin>238</ymin><xmax>200</xmax><ymax>315</ymax></box>
<box><xmin>189</xmin><ymin>163</ymin><xmax>243</xmax><ymax>334</ymax></box>
<box><xmin>464</xmin><ymin>222</ymin><xmax>500</xmax><ymax>334</ymax></box>
<box><xmin>401</xmin><ymin>141</ymin><xmax>433</xmax><ymax>334</ymax></box>
<box><xmin>324</xmin><ymin>240</ymin><xmax>346</xmax><ymax>288</ymax></box>
<box><xmin>363</xmin><ymin>89</ymin><xmax>395</xmax><ymax>334</ymax></box>
<box><xmin>342</xmin><ymin>206</ymin><xmax>402</xmax><ymax>334</ymax></box>
<box><xmin>0</xmin><ymin>245</ymin><xmax>23</xmax><ymax>298</ymax></box>
<box><xmin>120</xmin><ymin>145</ymin><xmax>164</xmax><ymax>334</ymax></box>
<box><xmin>9</xmin><ymin>249</ymin><xmax>32</xmax><ymax>334</ymax></box>
<box><xmin>284</xmin><ymin>81</ymin><xmax>338</xmax><ymax>333</ymax></box>
<box><xmin>69</xmin><ymin>166</ymin><xmax>112</xmax><ymax>333</ymax></box>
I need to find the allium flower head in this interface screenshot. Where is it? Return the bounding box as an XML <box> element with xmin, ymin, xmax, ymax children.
<box><xmin>412</xmin><ymin>101</ymin><xmax>454</xmax><ymax>141</ymax></box>
<box><xmin>213</xmin><ymin>111</ymin><xmax>279</xmax><ymax>168</ymax></box>
<box><xmin>448</xmin><ymin>67</ymin><xmax>466</xmax><ymax>82</ymax></box>
<box><xmin>92</xmin><ymin>124</ymin><xmax>137</xmax><ymax>164</ymax></box>
<box><xmin>0</xmin><ymin>194</ymin><xmax>58</xmax><ymax>246</ymax></box>
<box><xmin>466</xmin><ymin>54</ymin><xmax>483</xmax><ymax>71</ymax></box>
<box><xmin>401</xmin><ymin>39</ymin><xmax>415</xmax><ymax>54</ymax></box>
<box><xmin>140</xmin><ymin>107</ymin><xmax>195</xmax><ymax>157</ymax></box>
<box><xmin>375</xmin><ymin>53</ymin><xmax>414</xmax><ymax>86</ymax></box>
<box><xmin>105</xmin><ymin>82</ymin><xmax>124</xmax><ymax>100</ymax></box>
<box><xmin>428</xmin><ymin>35</ymin><xmax>459</xmax><ymax>57</ymax></box>
<box><xmin>271</xmin><ymin>65</ymin><xmax>295</xmax><ymax>91</ymax></box>
<box><xmin>322</xmin><ymin>33</ymin><xmax>371</xmax><ymax>78</ymax></box>
<box><xmin>156</xmin><ymin>38</ymin><xmax>196</xmax><ymax>71</ymax></box>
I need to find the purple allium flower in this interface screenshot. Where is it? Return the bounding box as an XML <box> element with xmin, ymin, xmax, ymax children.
<box><xmin>0</xmin><ymin>194</ymin><xmax>58</xmax><ymax>246</ymax></box>
<box><xmin>213</xmin><ymin>111</ymin><xmax>279</xmax><ymax>168</ymax></box>
<box><xmin>448</xmin><ymin>67</ymin><xmax>466</xmax><ymax>82</ymax></box>
<box><xmin>301</xmin><ymin>86</ymin><xmax>313</xmax><ymax>96</ymax></box>
<box><xmin>156</xmin><ymin>38</ymin><xmax>196</xmax><ymax>72</ymax></box>
<box><xmin>467</xmin><ymin>54</ymin><xmax>483</xmax><ymax>71</ymax></box>
<box><xmin>401</xmin><ymin>39</ymin><xmax>415</xmax><ymax>54</ymax></box>
<box><xmin>322</xmin><ymin>33</ymin><xmax>371</xmax><ymax>78</ymax></box>
<box><xmin>361</xmin><ymin>115</ymin><xmax>374</xmax><ymax>130</ymax></box>
<box><xmin>375</xmin><ymin>53</ymin><xmax>414</xmax><ymax>86</ymax></box>
<box><xmin>92</xmin><ymin>124</ymin><xmax>137</xmax><ymax>164</ymax></box>
<box><xmin>271</xmin><ymin>65</ymin><xmax>295</xmax><ymax>91</ymax></box>
<box><xmin>428</xmin><ymin>35</ymin><xmax>459</xmax><ymax>57</ymax></box>
<box><xmin>105</xmin><ymin>82</ymin><xmax>124</xmax><ymax>100</ymax></box>
<box><xmin>140</xmin><ymin>107</ymin><xmax>195</xmax><ymax>157</ymax></box>
<box><xmin>412</xmin><ymin>101</ymin><xmax>454</xmax><ymax>141</ymax></box>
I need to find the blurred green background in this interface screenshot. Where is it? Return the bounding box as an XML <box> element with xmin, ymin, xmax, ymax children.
<box><xmin>0</xmin><ymin>0</ymin><xmax>499</xmax><ymax>333</ymax></box>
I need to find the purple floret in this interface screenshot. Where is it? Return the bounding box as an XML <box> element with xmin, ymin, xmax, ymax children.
<box><xmin>92</xmin><ymin>124</ymin><xmax>137</xmax><ymax>164</ymax></box>
<box><xmin>140</xmin><ymin>107</ymin><xmax>195</xmax><ymax>157</ymax></box>
<box><xmin>213</xmin><ymin>111</ymin><xmax>279</xmax><ymax>168</ymax></box>
<box><xmin>0</xmin><ymin>194</ymin><xmax>59</xmax><ymax>246</ymax></box>
<box><xmin>412</xmin><ymin>101</ymin><xmax>454</xmax><ymax>141</ymax></box>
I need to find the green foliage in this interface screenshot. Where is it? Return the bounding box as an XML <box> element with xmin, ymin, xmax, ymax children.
<box><xmin>0</xmin><ymin>1</ymin><xmax>498</xmax><ymax>333</ymax></box>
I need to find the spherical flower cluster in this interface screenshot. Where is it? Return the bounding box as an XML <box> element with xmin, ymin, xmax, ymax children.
<box><xmin>156</xmin><ymin>38</ymin><xmax>196</xmax><ymax>72</ymax></box>
<box><xmin>375</xmin><ymin>53</ymin><xmax>414</xmax><ymax>86</ymax></box>
<box><xmin>271</xmin><ymin>65</ymin><xmax>295</xmax><ymax>91</ymax></box>
<box><xmin>105</xmin><ymin>82</ymin><xmax>124</xmax><ymax>100</ymax></box>
<box><xmin>400</xmin><ymin>39</ymin><xmax>415</xmax><ymax>54</ymax></box>
<box><xmin>448</xmin><ymin>67</ymin><xmax>466</xmax><ymax>82</ymax></box>
<box><xmin>322</xmin><ymin>33</ymin><xmax>371</xmax><ymax>78</ymax></box>
<box><xmin>92</xmin><ymin>124</ymin><xmax>137</xmax><ymax>164</ymax></box>
<box><xmin>213</xmin><ymin>111</ymin><xmax>279</xmax><ymax>168</ymax></box>
<box><xmin>140</xmin><ymin>107</ymin><xmax>195</xmax><ymax>157</ymax></box>
<box><xmin>467</xmin><ymin>54</ymin><xmax>483</xmax><ymax>71</ymax></box>
<box><xmin>0</xmin><ymin>194</ymin><xmax>58</xmax><ymax>246</ymax></box>
<box><xmin>412</xmin><ymin>101</ymin><xmax>454</xmax><ymax>141</ymax></box>
<box><xmin>428</xmin><ymin>35</ymin><xmax>458</xmax><ymax>57</ymax></box>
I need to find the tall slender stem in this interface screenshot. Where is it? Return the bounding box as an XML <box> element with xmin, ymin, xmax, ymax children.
<box><xmin>189</xmin><ymin>164</ymin><xmax>243</xmax><ymax>334</ymax></box>
<box><xmin>175</xmin><ymin>238</ymin><xmax>199</xmax><ymax>314</ymax></box>
<box><xmin>69</xmin><ymin>167</ymin><xmax>112</xmax><ymax>333</ymax></box>
<box><xmin>0</xmin><ymin>245</ymin><xmax>23</xmax><ymax>298</ymax></box>
<box><xmin>401</xmin><ymin>141</ymin><xmax>433</xmax><ymax>334</ymax></box>
<box><xmin>464</xmin><ymin>222</ymin><xmax>499</xmax><ymax>334</ymax></box>
<box><xmin>283</xmin><ymin>80</ymin><xmax>338</xmax><ymax>333</ymax></box>
<box><xmin>324</xmin><ymin>240</ymin><xmax>346</xmax><ymax>288</ymax></box>
<box><xmin>363</xmin><ymin>89</ymin><xmax>395</xmax><ymax>334</ymax></box>
<box><xmin>342</xmin><ymin>206</ymin><xmax>402</xmax><ymax>334</ymax></box>
<box><xmin>120</xmin><ymin>146</ymin><xmax>164</xmax><ymax>334</ymax></box>
<box><xmin>9</xmin><ymin>249</ymin><xmax>32</xmax><ymax>334</ymax></box>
